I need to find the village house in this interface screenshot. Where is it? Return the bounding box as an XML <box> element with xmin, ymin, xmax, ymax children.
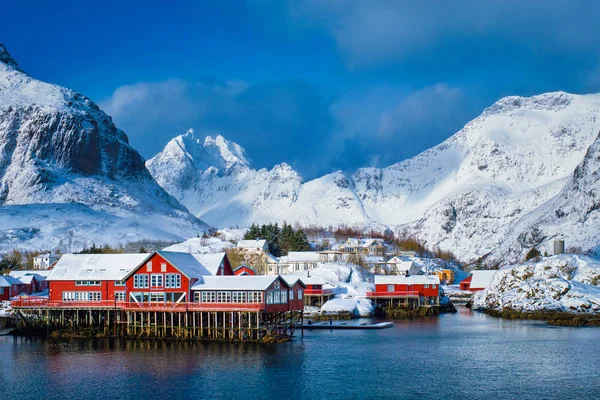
<box><xmin>9</xmin><ymin>271</ymin><xmax>48</xmax><ymax>294</ymax></box>
<box><xmin>33</xmin><ymin>253</ymin><xmax>60</xmax><ymax>270</ymax></box>
<box><xmin>283</xmin><ymin>274</ymin><xmax>332</xmax><ymax>307</ymax></box>
<box><xmin>276</xmin><ymin>251</ymin><xmax>321</xmax><ymax>275</ymax></box>
<box><xmin>433</xmin><ymin>269</ymin><xmax>455</xmax><ymax>285</ymax></box>
<box><xmin>0</xmin><ymin>275</ymin><xmax>26</xmax><ymax>301</ymax></box>
<box><xmin>236</xmin><ymin>239</ymin><xmax>269</xmax><ymax>254</ymax></box>
<box><xmin>339</xmin><ymin>238</ymin><xmax>388</xmax><ymax>255</ymax></box>
<box><xmin>372</xmin><ymin>256</ymin><xmax>421</xmax><ymax>276</ymax></box>
<box><xmin>460</xmin><ymin>270</ymin><xmax>496</xmax><ymax>292</ymax></box>
<box><xmin>234</xmin><ymin>239</ymin><xmax>280</xmax><ymax>275</ymax></box>
<box><xmin>367</xmin><ymin>275</ymin><xmax>441</xmax><ymax>309</ymax></box>
<box><xmin>46</xmin><ymin>251</ymin><xmax>234</xmax><ymax>304</ymax></box>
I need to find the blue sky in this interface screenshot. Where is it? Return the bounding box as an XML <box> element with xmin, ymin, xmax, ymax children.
<box><xmin>3</xmin><ymin>1</ymin><xmax>600</xmax><ymax>179</ymax></box>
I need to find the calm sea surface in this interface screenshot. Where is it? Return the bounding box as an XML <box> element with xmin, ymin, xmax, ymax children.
<box><xmin>1</xmin><ymin>307</ymin><xmax>599</xmax><ymax>400</ymax></box>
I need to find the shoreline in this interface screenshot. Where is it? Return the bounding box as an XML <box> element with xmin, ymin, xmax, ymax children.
<box><xmin>483</xmin><ymin>308</ymin><xmax>600</xmax><ymax>327</ymax></box>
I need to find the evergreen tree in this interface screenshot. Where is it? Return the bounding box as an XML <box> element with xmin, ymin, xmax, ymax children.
<box><xmin>243</xmin><ymin>224</ymin><xmax>262</xmax><ymax>240</ymax></box>
<box><xmin>279</xmin><ymin>222</ymin><xmax>295</xmax><ymax>255</ymax></box>
<box><xmin>291</xmin><ymin>229</ymin><xmax>310</xmax><ymax>251</ymax></box>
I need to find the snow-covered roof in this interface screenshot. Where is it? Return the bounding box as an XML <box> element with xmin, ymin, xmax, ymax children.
<box><xmin>192</xmin><ymin>275</ymin><xmax>283</xmax><ymax>291</ymax></box>
<box><xmin>236</xmin><ymin>239</ymin><xmax>267</xmax><ymax>249</ymax></box>
<box><xmin>387</xmin><ymin>256</ymin><xmax>413</xmax><ymax>263</ymax></box>
<box><xmin>374</xmin><ymin>275</ymin><xmax>440</xmax><ymax>285</ymax></box>
<box><xmin>361</xmin><ymin>238</ymin><xmax>385</xmax><ymax>247</ymax></box>
<box><xmin>193</xmin><ymin>253</ymin><xmax>226</xmax><ymax>276</ymax></box>
<box><xmin>470</xmin><ymin>270</ymin><xmax>497</xmax><ymax>289</ymax></box>
<box><xmin>48</xmin><ymin>253</ymin><xmax>151</xmax><ymax>281</ymax></box>
<box><xmin>265</xmin><ymin>253</ymin><xmax>280</xmax><ymax>264</ymax></box>
<box><xmin>0</xmin><ymin>275</ymin><xmax>24</xmax><ymax>287</ymax></box>
<box><xmin>384</xmin><ymin>260</ymin><xmax>415</xmax><ymax>272</ymax></box>
<box><xmin>344</xmin><ymin>238</ymin><xmax>360</xmax><ymax>246</ymax></box>
<box><xmin>286</xmin><ymin>252</ymin><xmax>320</xmax><ymax>262</ymax></box>
<box><xmin>9</xmin><ymin>271</ymin><xmax>47</xmax><ymax>281</ymax></box>
<box><xmin>157</xmin><ymin>251</ymin><xmax>212</xmax><ymax>279</ymax></box>
<box><xmin>365</xmin><ymin>255</ymin><xmax>385</xmax><ymax>263</ymax></box>
<box><xmin>14</xmin><ymin>275</ymin><xmax>38</xmax><ymax>284</ymax></box>
<box><xmin>34</xmin><ymin>253</ymin><xmax>59</xmax><ymax>260</ymax></box>
<box><xmin>282</xmin><ymin>274</ymin><xmax>322</xmax><ymax>286</ymax></box>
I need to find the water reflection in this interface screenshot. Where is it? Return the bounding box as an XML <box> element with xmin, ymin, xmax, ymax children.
<box><xmin>2</xmin><ymin>308</ymin><xmax>599</xmax><ymax>400</ymax></box>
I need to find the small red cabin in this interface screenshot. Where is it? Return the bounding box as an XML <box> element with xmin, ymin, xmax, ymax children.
<box><xmin>459</xmin><ymin>275</ymin><xmax>472</xmax><ymax>291</ymax></box>
<box><xmin>0</xmin><ymin>275</ymin><xmax>25</xmax><ymax>301</ymax></box>
<box><xmin>464</xmin><ymin>270</ymin><xmax>496</xmax><ymax>292</ymax></box>
<box><xmin>368</xmin><ymin>275</ymin><xmax>441</xmax><ymax>307</ymax></box>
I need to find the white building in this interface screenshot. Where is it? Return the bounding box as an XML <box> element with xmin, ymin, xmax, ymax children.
<box><xmin>276</xmin><ymin>252</ymin><xmax>321</xmax><ymax>275</ymax></box>
<box><xmin>236</xmin><ymin>239</ymin><xmax>269</xmax><ymax>254</ymax></box>
<box><xmin>33</xmin><ymin>253</ymin><xmax>60</xmax><ymax>270</ymax></box>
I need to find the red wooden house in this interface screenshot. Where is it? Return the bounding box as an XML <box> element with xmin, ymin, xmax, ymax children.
<box><xmin>46</xmin><ymin>251</ymin><xmax>224</xmax><ymax>305</ymax></box>
<box><xmin>9</xmin><ymin>272</ymin><xmax>48</xmax><ymax>294</ymax></box>
<box><xmin>0</xmin><ymin>275</ymin><xmax>25</xmax><ymax>301</ymax></box>
<box><xmin>463</xmin><ymin>270</ymin><xmax>496</xmax><ymax>292</ymax></box>
<box><xmin>191</xmin><ymin>275</ymin><xmax>304</xmax><ymax>312</ymax></box>
<box><xmin>368</xmin><ymin>275</ymin><xmax>441</xmax><ymax>306</ymax></box>
<box><xmin>283</xmin><ymin>274</ymin><xmax>332</xmax><ymax>307</ymax></box>
<box><xmin>122</xmin><ymin>251</ymin><xmax>213</xmax><ymax>304</ymax></box>
<box><xmin>47</xmin><ymin>253</ymin><xmax>151</xmax><ymax>303</ymax></box>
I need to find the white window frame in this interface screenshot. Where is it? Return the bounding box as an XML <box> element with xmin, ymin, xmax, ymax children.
<box><xmin>151</xmin><ymin>274</ymin><xmax>163</xmax><ymax>288</ymax></box>
<box><xmin>114</xmin><ymin>292</ymin><xmax>126</xmax><ymax>301</ymax></box>
<box><xmin>134</xmin><ymin>274</ymin><xmax>149</xmax><ymax>289</ymax></box>
<box><xmin>146</xmin><ymin>262</ymin><xmax>152</xmax><ymax>272</ymax></box>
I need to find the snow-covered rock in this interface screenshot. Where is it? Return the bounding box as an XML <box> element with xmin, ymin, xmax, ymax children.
<box><xmin>149</xmin><ymin>92</ymin><xmax>600</xmax><ymax>263</ymax></box>
<box><xmin>472</xmin><ymin>255</ymin><xmax>600</xmax><ymax>313</ymax></box>
<box><xmin>0</xmin><ymin>43</ymin><xmax>210</xmax><ymax>252</ymax></box>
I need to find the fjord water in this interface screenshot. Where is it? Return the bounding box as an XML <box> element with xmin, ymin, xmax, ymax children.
<box><xmin>2</xmin><ymin>307</ymin><xmax>598</xmax><ymax>400</ymax></box>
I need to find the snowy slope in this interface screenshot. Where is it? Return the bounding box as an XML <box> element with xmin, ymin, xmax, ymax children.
<box><xmin>149</xmin><ymin>92</ymin><xmax>600</xmax><ymax>262</ymax></box>
<box><xmin>472</xmin><ymin>255</ymin><xmax>600</xmax><ymax>313</ymax></box>
<box><xmin>0</xmin><ymin>43</ymin><xmax>210</xmax><ymax>251</ymax></box>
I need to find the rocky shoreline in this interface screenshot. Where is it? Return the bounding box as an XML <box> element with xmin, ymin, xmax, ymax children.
<box><xmin>485</xmin><ymin>308</ymin><xmax>600</xmax><ymax>327</ymax></box>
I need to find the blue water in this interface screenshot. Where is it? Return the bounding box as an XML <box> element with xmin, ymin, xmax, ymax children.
<box><xmin>1</xmin><ymin>307</ymin><xmax>599</xmax><ymax>399</ymax></box>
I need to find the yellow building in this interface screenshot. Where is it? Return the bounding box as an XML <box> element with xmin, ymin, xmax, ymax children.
<box><xmin>434</xmin><ymin>269</ymin><xmax>455</xmax><ymax>284</ymax></box>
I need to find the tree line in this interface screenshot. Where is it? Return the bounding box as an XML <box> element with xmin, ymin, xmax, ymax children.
<box><xmin>243</xmin><ymin>222</ymin><xmax>310</xmax><ymax>257</ymax></box>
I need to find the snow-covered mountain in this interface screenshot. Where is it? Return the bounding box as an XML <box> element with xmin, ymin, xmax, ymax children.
<box><xmin>149</xmin><ymin>92</ymin><xmax>600</xmax><ymax>263</ymax></box>
<box><xmin>147</xmin><ymin>130</ymin><xmax>371</xmax><ymax>227</ymax></box>
<box><xmin>0</xmin><ymin>43</ymin><xmax>210</xmax><ymax>252</ymax></box>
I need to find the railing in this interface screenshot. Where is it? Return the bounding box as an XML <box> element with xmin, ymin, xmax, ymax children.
<box><xmin>11</xmin><ymin>298</ymin><xmax>266</xmax><ymax>312</ymax></box>
<box><xmin>303</xmin><ymin>289</ymin><xmax>333</xmax><ymax>295</ymax></box>
<box><xmin>10</xmin><ymin>296</ymin><xmax>51</xmax><ymax>308</ymax></box>
<box><xmin>366</xmin><ymin>291</ymin><xmax>422</xmax><ymax>298</ymax></box>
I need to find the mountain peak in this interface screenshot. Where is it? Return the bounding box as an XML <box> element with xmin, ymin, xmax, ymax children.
<box><xmin>202</xmin><ymin>134</ymin><xmax>249</xmax><ymax>170</ymax></box>
<box><xmin>0</xmin><ymin>43</ymin><xmax>21</xmax><ymax>71</ymax></box>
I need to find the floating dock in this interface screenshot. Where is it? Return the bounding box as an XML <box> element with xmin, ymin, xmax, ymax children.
<box><xmin>302</xmin><ymin>321</ymin><xmax>394</xmax><ymax>330</ymax></box>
